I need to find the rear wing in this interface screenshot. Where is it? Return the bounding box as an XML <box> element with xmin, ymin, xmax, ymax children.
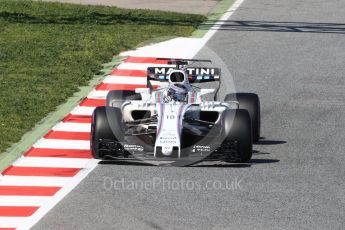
<box><xmin>147</xmin><ymin>67</ymin><xmax>221</xmax><ymax>83</ymax></box>
<box><xmin>147</xmin><ymin>66</ymin><xmax>221</xmax><ymax>101</ymax></box>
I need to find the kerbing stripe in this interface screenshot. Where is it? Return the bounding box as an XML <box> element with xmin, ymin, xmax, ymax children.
<box><xmin>96</xmin><ymin>83</ymin><xmax>160</xmax><ymax>91</ymax></box>
<box><xmin>96</xmin><ymin>83</ymin><xmax>148</xmax><ymax>91</ymax></box>
<box><xmin>44</xmin><ymin>131</ymin><xmax>90</xmax><ymax>140</ymax></box>
<box><xmin>79</xmin><ymin>99</ymin><xmax>105</xmax><ymax>107</ymax></box>
<box><xmin>52</xmin><ymin>122</ymin><xmax>91</xmax><ymax>133</ymax></box>
<box><xmin>117</xmin><ymin>62</ymin><xmax>173</xmax><ymax>70</ymax></box>
<box><xmin>104</xmin><ymin>76</ymin><xmax>146</xmax><ymax>85</ymax></box>
<box><xmin>0</xmin><ymin>186</ymin><xmax>61</xmax><ymax>196</ymax></box>
<box><xmin>0</xmin><ymin>176</ymin><xmax>71</xmax><ymax>187</ymax></box>
<box><xmin>0</xmin><ymin>196</ymin><xmax>52</xmax><ymax>207</ymax></box>
<box><xmin>87</xmin><ymin>90</ymin><xmax>109</xmax><ymax>99</ymax></box>
<box><xmin>12</xmin><ymin>157</ymin><xmax>90</xmax><ymax>168</ymax></box>
<box><xmin>24</xmin><ymin>148</ymin><xmax>92</xmax><ymax>159</ymax></box>
<box><xmin>70</xmin><ymin>106</ymin><xmax>95</xmax><ymax>116</ymax></box>
<box><xmin>0</xmin><ymin>207</ymin><xmax>39</xmax><ymax>217</ymax></box>
<box><xmin>63</xmin><ymin>114</ymin><xmax>92</xmax><ymax>123</ymax></box>
<box><xmin>110</xmin><ymin>69</ymin><xmax>146</xmax><ymax>77</ymax></box>
<box><xmin>0</xmin><ymin>217</ymin><xmax>27</xmax><ymax>228</ymax></box>
<box><xmin>104</xmin><ymin>76</ymin><xmax>163</xmax><ymax>86</ymax></box>
<box><xmin>33</xmin><ymin>139</ymin><xmax>90</xmax><ymax>150</ymax></box>
<box><xmin>124</xmin><ymin>57</ymin><xmax>168</xmax><ymax>64</ymax></box>
<box><xmin>3</xmin><ymin>166</ymin><xmax>80</xmax><ymax>177</ymax></box>
<box><xmin>0</xmin><ymin>228</ymin><xmax>16</xmax><ymax>230</ymax></box>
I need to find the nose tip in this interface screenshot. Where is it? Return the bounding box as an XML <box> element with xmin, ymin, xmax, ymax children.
<box><xmin>162</xmin><ymin>146</ymin><xmax>173</xmax><ymax>156</ymax></box>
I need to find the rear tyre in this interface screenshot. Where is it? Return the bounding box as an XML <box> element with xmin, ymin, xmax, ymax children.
<box><xmin>106</xmin><ymin>90</ymin><xmax>141</xmax><ymax>108</ymax></box>
<box><xmin>222</xmin><ymin>109</ymin><xmax>252</xmax><ymax>163</ymax></box>
<box><xmin>224</xmin><ymin>93</ymin><xmax>260</xmax><ymax>143</ymax></box>
<box><xmin>91</xmin><ymin>106</ymin><xmax>124</xmax><ymax>159</ymax></box>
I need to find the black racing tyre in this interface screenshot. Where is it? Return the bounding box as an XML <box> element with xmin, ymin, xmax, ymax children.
<box><xmin>106</xmin><ymin>90</ymin><xmax>141</xmax><ymax>108</ymax></box>
<box><xmin>222</xmin><ymin>109</ymin><xmax>252</xmax><ymax>162</ymax></box>
<box><xmin>224</xmin><ymin>93</ymin><xmax>260</xmax><ymax>143</ymax></box>
<box><xmin>91</xmin><ymin>106</ymin><xmax>124</xmax><ymax>159</ymax></box>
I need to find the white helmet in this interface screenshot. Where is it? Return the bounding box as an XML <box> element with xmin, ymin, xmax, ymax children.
<box><xmin>166</xmin><ymin>83</ymin><xmax>188</xmax><ymax>102</ymax></box>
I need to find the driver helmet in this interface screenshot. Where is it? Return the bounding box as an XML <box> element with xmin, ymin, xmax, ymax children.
<box><xmin>170</xmin><ymin>71</ymin><xmax>185</xmax><ymax>83</ymax></box>
<box><xmin>167</xmin><ymin>83</ymin><xmax>188</xmax><ymax>102</ymax></box>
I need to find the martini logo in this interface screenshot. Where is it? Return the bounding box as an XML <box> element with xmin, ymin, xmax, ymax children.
<box><xmin>152</xmin><ymin>67</ymin><xmax>216</xmax><ymax>75</ymax></box>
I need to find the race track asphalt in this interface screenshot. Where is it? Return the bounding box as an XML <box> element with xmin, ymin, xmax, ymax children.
<box><xmin>33</xmin><ymin>0</ymin><xmax>345</xmax><ymax>229</ymax></box>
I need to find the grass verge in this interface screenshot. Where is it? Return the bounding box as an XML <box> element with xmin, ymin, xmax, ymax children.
<box><xmin>0</xmin><ymin>0</ymin><xmax>206</xmax><ymax>155</ymax></box>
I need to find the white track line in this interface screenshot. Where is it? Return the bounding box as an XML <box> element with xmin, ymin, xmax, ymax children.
<box><xmin>13</xmin><ymin>157</ymin><xmax>91</xmax><ymax>168</ymax></box>
<box><xmin>70</xmin><ymin>106</ymin><xmax>95</xmax><ymax>116</ymax></box>
<box><xmin>201</xmin><ymin>0</ymin><xmax>246</xmax><ymax>46</ymax></box>
<box><xmin>33</xmin><ymin>139</ymin><xmax>90</xmax><ymax>150</ymax></box>
<box><xmin>52</xmin><ymin>122</ymin><xmax>91</xmax><ymax>132</ymax></box>
<box><xmin>0</xmin><ymin>196</ymin><xmax>52</xmax><ymax>207</ymax></box>
<box><xmin>0</xmin><ymin>176</ymin><xmax>71</xmax><ymax>187</ymax></box>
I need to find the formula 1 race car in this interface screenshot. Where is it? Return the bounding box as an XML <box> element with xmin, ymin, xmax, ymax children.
<box><xmin>91</xmin><ymin>58</ymin><xmax>260</xmax><ymax>165</ymax></box>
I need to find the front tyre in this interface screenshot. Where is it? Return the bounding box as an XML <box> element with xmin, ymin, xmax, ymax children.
<box><xmin>224</xmin><ymin>93</ymin><xmax>260</xmax><ymax>143</ymax></box>
<box><xmin>91</xmin><ymin>106</ymin><xmax>124</xmax><ymax>159</ymax></box>
<box><xmin>222</xmin><ymin>109</ymin><xmax>252</xmax><ymax>162</ymax></box>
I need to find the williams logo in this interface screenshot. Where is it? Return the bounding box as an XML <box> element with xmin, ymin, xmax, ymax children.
<box><xmin>192</xmin><ymin>145</ymin><xmax>211</xmax><ymax>153</ymax></box>
<box><xmin>124</xmin><ymin>144</ymin><xmax>144</xmax><ymax>152</ymax></box>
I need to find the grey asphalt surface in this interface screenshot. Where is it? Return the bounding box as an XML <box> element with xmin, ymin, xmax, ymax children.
<box><xmin>33</xmin><ymin>0</ymin><xmax>345</xmax><ymax>229</ymax></box>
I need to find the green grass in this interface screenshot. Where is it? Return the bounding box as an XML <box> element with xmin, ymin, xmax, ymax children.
<box><xmin>0</xmin><ymin>0</ymin><xmax>206</xmax><ymax>154</ymax></box>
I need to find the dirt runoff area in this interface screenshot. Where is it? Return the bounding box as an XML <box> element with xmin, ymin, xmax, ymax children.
<box><xmin>37</xmin><ymin>0</ymin><xmax>219</xmax><ymax>14</ymax></box>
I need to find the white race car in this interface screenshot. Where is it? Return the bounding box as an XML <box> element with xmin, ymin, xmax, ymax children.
<box><xmin>91</xmin><ymin>59</ymin><xmax>260</xmax><ymax>165</ymax></box>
